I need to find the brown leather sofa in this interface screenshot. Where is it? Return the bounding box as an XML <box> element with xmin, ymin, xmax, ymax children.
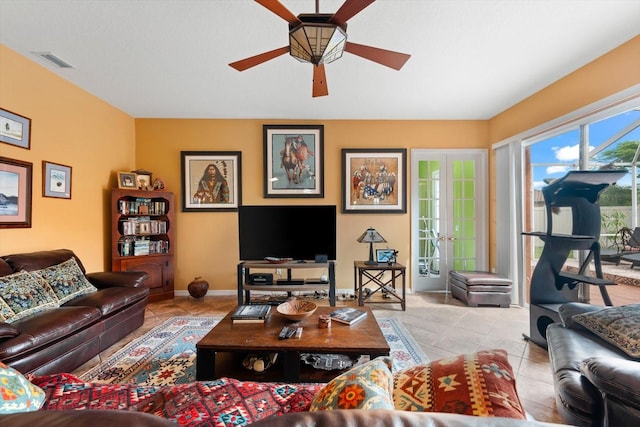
<box><xmin>249</xmin><ymin>410</ymin><xmax>568</xmax><ymax>426</ymax></box>
<box><xmin>1</xmin><ymin>409</ymin><xmax>569</xmax><ymax>427</ymax></box>
<box><xmin>546</xmin><ymin>302</ymin><xmax>640</xmax><ymax>426</ymax></box>
<box><xmin>0</xmin><ymin>249</ymin><xmax>149</xmax><ymax>375</ymax></box>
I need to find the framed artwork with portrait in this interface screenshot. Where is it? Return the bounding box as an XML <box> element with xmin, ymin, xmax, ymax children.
<box><xmin>263</xmin><ymin>124</ymin><xmax>323</xmax><ymax>198</ymax></box>
<box><xmin>117</xmin><ymin>172</ymin><xmax>137</xmax><ymax>189</ymax></box>
<box><xmin>181</xmin><ymin>151</ymin><xmax>242</xmax><ymax>212</ymax></box>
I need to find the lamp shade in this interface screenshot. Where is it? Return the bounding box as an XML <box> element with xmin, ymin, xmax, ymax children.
<box><xmin>357</xmin><ymin>227</ymin><xmax>386</xmax><ymax>244</ymax></box>
<box><xmin>358</xmin><ymin>227</ymin><xmax>386</xmax><ymax>265</ymax></box>
<box><xmin>289</xmin><ymin>23</ymin><xmax>346</xmax><ymax>65</ymax></box>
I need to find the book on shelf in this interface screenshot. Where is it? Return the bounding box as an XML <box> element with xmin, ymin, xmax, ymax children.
<box><xmin>329</xmin><ymin>307</ymin><xmax>367</xmax><ymax>325</ymax></box>
<box><xmin>231</xmin><ymin>304</ymin><xmax>271</xmax><ymax>323</ymax></box>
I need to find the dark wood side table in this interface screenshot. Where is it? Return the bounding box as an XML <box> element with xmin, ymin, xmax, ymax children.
<box><xmin>354</xmin><ymin>261</ymin><xmax>406</xmax><ymax>310</ymax></box>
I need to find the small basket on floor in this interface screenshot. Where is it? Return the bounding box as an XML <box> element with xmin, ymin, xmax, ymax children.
<box><xmin>448</xmin><ymin>271</ymin><xmax>512</xmax><ymax>307</ymax></box>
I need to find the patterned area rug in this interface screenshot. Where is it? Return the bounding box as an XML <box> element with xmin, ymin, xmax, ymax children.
<box><xmin>81</xmin><ymin>316</ymin><xmax>428</xmax><ymax>385</ymax></box>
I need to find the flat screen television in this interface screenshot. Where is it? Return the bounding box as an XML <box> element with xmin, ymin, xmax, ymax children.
<box><xmin>238</xmin><ymin>205</ymin><xmax>336</xmax><ymax>261</ymax></box>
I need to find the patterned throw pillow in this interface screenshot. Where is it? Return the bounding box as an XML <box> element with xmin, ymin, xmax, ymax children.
<box><xmin>0</xmin><ymin>362</ymin><xmax>46</xmax><ymax>413</ymax></box>
<box><xmin>393</xmin><ymin>349</ymin><xmax>526</xmax><ymax>419</ymax></box>
<box><xmin>572</xmin><ymin>303</ymin><xmax>640</xmax><ymax>359</ymax></box>
<box><xmin>0</xmin><ymin>271</ymin><xmax>58</xmax><ymax>323</ymax></box>
<box><xmin>309</xmin><ymin>356</ymin><xmax>395</xmax><ymax>411</ymax></box>
<box><xmin>32</xmin><ymin>257</ymin><xmax>97</xmax><ymax>305</ymax></box>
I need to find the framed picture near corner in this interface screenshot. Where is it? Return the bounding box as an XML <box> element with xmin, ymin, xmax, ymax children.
<box><xmin>0</xmin><ymin>156</ymin><xmax>32</xmax><ymax>228</ymax></box>
<box><xmin>181</xmin><ymin>151</ymin><xmax>242</xmax><ymax>212</ymax></box>
<box><xmin>0</xmin><ymin>108</ymin><xmax>31</xmax><ymax>149</ymax></box>
<box><xmin>341</xmin><ymin>148</ymin><xmax>407</xmax><ymax>214</ymax></box>
<box><xmin>263</xmin><ymin>124</ymin><xmax>324</xmax><ymax>198</ymax></box>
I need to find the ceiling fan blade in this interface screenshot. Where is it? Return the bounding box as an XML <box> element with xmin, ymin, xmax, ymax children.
<box><xmin>255</xmin><ymin>0</ymin><xmax>301</xmax><ymax>25</ymax></box>
<box><xmin>229</xmin><ymin>46</ymin><xmax>289</xmax><ymax>71</ymax></box>
<box><xmin>330</xmin><ymin>0</ymin><xmax>375</xmax><ymax>27</ymax></box>
<box><xmin>344</xmin><ymin>41</ymin><xmax>410</xmax><ymax>70</ymax></box>
<box><xmin>312</xmin><ymin>64</ymin><xmax>329</xmax><ymax>97</ymax></box>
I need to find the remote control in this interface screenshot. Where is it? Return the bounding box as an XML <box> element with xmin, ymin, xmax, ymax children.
<box><xmin>278</xmin><ymin>326</ymin><xmax>289</xmax><ymax>340</ymax></box>
<box><xmin>285</xmin><ymin>327</ymin><xmax>297</xmax><ymax>339</ymax></box>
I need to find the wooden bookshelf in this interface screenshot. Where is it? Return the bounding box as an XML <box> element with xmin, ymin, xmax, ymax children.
<box><xmin>111</xmin><ymin>189</ymin><xmax>174</xmax><ymax>302</ymax></box>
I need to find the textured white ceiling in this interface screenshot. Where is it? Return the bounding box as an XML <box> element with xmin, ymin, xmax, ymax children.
<box><xmin>1</xmin><ymin>0</ymin><xmax>639</xmax><ymax>119</ymax></box>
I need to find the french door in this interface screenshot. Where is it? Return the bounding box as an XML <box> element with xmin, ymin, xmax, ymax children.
<box><xmin>411</xmin><ymin>149</ymin><xmax>488</xmax><ymax>291</ymax></box>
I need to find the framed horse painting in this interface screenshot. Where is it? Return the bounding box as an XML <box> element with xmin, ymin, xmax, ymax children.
<box><xmin>263</xmin><ymin>124</ymin><xmax>324</xmax><ymax>198</ymax></box>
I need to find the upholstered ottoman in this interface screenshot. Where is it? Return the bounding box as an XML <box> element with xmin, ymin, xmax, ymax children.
<box><xmin>449</xmin><ymin>271</ymin><xmax>512</xmax><ymax>307</ymax></box>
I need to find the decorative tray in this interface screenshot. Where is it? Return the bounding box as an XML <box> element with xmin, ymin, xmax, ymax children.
<box><xmin>265</xmin><ymin>257</ymin><xmax>293</xmax><ymax>264</ymax></box>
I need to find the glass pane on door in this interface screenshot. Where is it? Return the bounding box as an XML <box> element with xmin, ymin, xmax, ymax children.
<box><xmin>451</xmin><ymin>160</ymin><xmax>477</xmax><ymax>271</ymax></box>
<box><xmin>417</xmin><ymin>160</ymin><xmax>441</xmax><ymax>277</ymax></box>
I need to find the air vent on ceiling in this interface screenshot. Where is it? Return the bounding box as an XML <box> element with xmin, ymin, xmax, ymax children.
<box><xmin>32</xmin><ymin>52</ymin><xmax>75</xmax><ymax>68</ymax></box>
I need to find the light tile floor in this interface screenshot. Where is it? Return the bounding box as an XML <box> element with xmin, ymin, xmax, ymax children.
<box><xmin>73</xmin><ymin>292</ymin><xmax>565</xmax><ymax>424</ymax></box>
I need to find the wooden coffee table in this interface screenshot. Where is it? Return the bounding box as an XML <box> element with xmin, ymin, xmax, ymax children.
<box><xmin>196</xmin><ymin>306</ymin><xmax>389</xmax><ymax>382</ymax></box>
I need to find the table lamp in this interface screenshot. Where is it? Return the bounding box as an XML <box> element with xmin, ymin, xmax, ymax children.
<box><xmin>357</xmin><ymin>227</ymin><xmax>386</xmax><ymax>265</ymax></box>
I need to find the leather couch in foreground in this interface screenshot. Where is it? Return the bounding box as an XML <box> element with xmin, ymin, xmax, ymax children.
<box><xmin>1</xmin><ymin>409</ymin><xmax>570</xmax><ymax>427</ymax></box>
<box><xmin>546</xmin><ymin>302</ymin><xmax>640</xmax><ymax>426</ymax></box>
<box><xmin>0</xmin><ymin>249</ymin><xmax>149</xmax><ymax>375</ymax></box>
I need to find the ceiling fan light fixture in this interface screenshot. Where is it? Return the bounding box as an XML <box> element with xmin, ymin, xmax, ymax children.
<box><xmin>289</xmin><ymin>23</ymin><xmax>346</xmax><ymax>65</ymax></box>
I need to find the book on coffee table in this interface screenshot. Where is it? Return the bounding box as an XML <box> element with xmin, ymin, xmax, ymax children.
<box><xmin>231</xmin><ymin>304</ymin><xmax>271</xmax><ymax>323</ymax></box>
<box><xmin>329</xmin><ymin>307</ymin><xmax>367</xmax><ymax>325</ymax></box>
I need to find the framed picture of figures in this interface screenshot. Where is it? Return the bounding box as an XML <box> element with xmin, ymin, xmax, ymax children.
<box><xmin>341</xmin><ymin>148</ymin><xmax>407</xmax><ymax>214</ymax></box>
<box><xmin>180</xmin><ymin>151</ymin><xmax>242</xmax><ymax>212</ymax></box>
<box><xmin>263</xmin><ymin>124</ymin><xmax>324</xmax><ymax>198</ymax></box>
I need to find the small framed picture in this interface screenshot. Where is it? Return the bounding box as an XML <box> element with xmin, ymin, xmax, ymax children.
<box><xmin>0</xmin><ymin>108</ymin><xmax>31</xmax><ymax>149</ymax></box>
<box><xmin>42</xmin><ymin>161</ymin><xmax>72</xmax><ymax>199</ymax></box>
<box><xmin>132</xmin><ymin>169</ymin><xmax>152</xmax><ymax>190</ymax></box>
<box><xmin>376</xmin><ymin>249</ymin><xmax>396</xmax><ymax>264</ymax></box>
<box><xmin>118</xmin><ymin>172</ymin><xmax>137</xmax><ymax>189</ymax></box>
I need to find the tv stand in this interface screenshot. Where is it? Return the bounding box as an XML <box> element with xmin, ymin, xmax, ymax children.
<box><xmin>237</xmin><ymin>260</ymin><xmax>336</xmax><ymax>306</ymax></box>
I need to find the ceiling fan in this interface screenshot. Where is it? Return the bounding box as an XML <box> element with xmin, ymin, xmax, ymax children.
<box><xmin>229</xmin><ymin>0</ymin><xmax>411</xmax><ymax>97</ymax></box>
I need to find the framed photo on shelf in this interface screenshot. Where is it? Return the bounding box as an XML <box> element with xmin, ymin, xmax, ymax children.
<box><xmin>132</xmin><ymin>169</ymin><xmax>152</xmax><ymax>190</ymax></box>
<box><xmin>0</xmin><ymin>108</ymin><xmax>31</xmax><ymax>149</ymax></box>
<box><xmin>117</xmin><ymin>172</ymin><xmax>137</xmax><ymax>189</ymax></box>
<box><xmin>342</xmin><ymin>148</ymin><xmax>407</xmax><ymax>214</ymax></box>
<box><xmin>42</xmin><ymin>161</ymin><xmax>72</xmax><ymax>199</ymax></box>
<box><xmin>0</xmin><ymin>156</ymin><xmax>32</xmax><ymax>228</ymax></box>
<box><xmin>263</xmin><ymin>124</ymin><xmax>324</xmax><ymax>198</ymax></box>
<box><xmin>376</xmin><ymin>248</ymin><xmax>396</xmax><ymax>264</ymax></box>
<box><xmin>181</xmin><ymin>151</ymin><xmax>242</xmax><ymax>212</ymax></box>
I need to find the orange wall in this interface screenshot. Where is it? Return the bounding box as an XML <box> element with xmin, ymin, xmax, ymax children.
<box><xmin>0</xmin><ymin>45</ymin><xmax>136</xmax><ymax>271</ymax></box>
<box><xmin>135</xmin><ymin>120</ymin><xmax>488</xmax><ymax>291</ymax></box>
<box><xmin>490</xmin><ymin>35</ymin><xmax>640</xmax><ymax>143</ymax></box>
<box><xmin>2</xmin><ymin>34</ymin><xmax>639</xmax><ymax>293</ymax></box>
<box><xmin>487</xmin><ymin>35</ymin><xmax>640</xmax><ymax>267</ymax></box>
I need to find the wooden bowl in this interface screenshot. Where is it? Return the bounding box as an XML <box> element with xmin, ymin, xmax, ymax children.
<box><xmin>277</xmin><ymin>300</ymin><xmax>317</xmax><ymax>321</ymax></box>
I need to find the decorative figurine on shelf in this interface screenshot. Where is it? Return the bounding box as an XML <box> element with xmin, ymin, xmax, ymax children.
<box><xmin>153</xmin><ymin>178</ymin><xmax>165</xmax><ymax>190</ymax></box>
<box><xmin>388</xmin><ymin>250</ymin><xmax>399</xmax><ymax>265</ymax></box>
